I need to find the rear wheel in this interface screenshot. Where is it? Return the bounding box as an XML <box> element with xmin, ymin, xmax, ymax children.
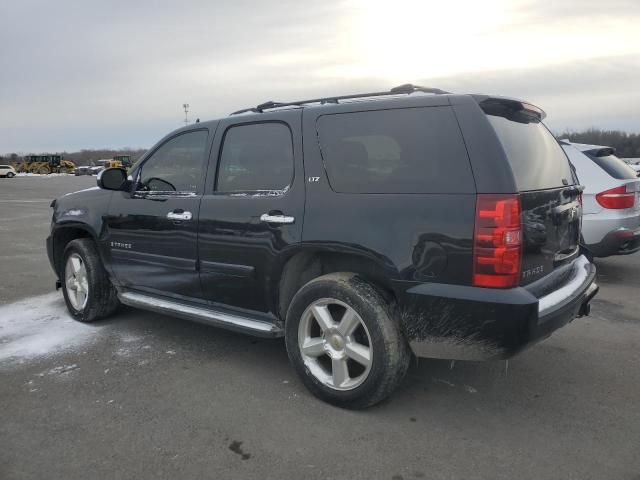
<box><xmin>285</xmin><ymin>273</ymin><xmax>410</xmax><ymax>409</ymax></box>
<box><xmin>61</xmin><ymin>238</ymin><xmax>120</xmax><ymax>322</ymax></box>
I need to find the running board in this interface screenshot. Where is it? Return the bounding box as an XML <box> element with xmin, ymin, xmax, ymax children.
<box><xmin>118</xmin><ymin>291</ymin><xmax>283</xmax><ymax>337</ymax></box>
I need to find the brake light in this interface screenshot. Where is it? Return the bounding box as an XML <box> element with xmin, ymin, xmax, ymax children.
<box><xmin>473</xmin><ymin>194</ymin><xmax>522</xmax><ymax>288</ymax></box>
<box><xmin>595</xmin><ymin>185</ymin><xmax>635</xmax><ymax>209</ymax></box>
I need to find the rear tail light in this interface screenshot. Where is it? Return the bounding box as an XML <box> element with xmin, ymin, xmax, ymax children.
<box><xmin>473</xmin><ymin>194</ymin><xmax>522</xmax><ymax>288</ymax></box>
<box><xmin>595</xmin><ymin>185</ymin><xmax>636</xmax><ymax>209</ymax></box>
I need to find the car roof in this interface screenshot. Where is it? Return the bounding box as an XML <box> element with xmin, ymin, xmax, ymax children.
<box><xmin>227</xmin><ymin>84</ymin><xmax>544</xmax><ymax>119</ymax></box>
<box><xmin>229</xmin><ymin>84</ymin><xmax>450</xmax><ymax>115</ymax></box>
<box><xmin>562</xmin><ymin>143</ymin><xmax>639</xmax><ymax>187</ymax></box>
<box><xmin>155</xmin><ymin>86</ymin><xmax>543</xmax><ymax>153</ymax></box>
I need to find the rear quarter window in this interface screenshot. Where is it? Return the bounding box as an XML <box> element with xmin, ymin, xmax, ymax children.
<box><xmin>316</xmin><ymin>106</ymin><xmax>475</xmax><ymax>194</ymax></box>
<box><xmin>487</xmin><ymin>115</ymin><xmax>574</xmax><ymax>191</ymax></box>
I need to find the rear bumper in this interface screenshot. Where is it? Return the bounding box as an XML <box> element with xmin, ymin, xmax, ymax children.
<box><xmin>585</xmin><ymin>226</ymin><xmax>640</xmax><ymax>257</ymax></box>
<box><xmin>398</xmin><ymin>255</ymin><xmax>598</xmax><ymax>360</ymax></box>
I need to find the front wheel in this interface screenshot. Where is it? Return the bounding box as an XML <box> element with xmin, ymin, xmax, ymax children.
<box><xmin>285</xmin><ymin>273</ymin><xmax>410</xmax><ymax>409</ymax></box>
<box><xmin>6</xmin><ymin>172</ymin><xmax>15</xmax><ymax>178</ymax></box>
<box><xmin>61</xmin><ymin>238</ymin><xmax>120</xmax><ymax>322</ymax></box>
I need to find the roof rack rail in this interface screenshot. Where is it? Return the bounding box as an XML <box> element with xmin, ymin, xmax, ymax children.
<box><xmin>230</xmin><ymin>84</ymin><xmax>450</xmax><ymax>115</ymax></box>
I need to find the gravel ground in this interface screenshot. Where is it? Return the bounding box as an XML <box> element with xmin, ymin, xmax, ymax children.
<box><xmin>0</xmin><ymin>175</ymin><xmax>639</xmax><ymax>480</ymax></box>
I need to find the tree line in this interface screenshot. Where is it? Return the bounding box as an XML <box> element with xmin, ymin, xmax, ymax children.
<box><xmin>556</xmin><ymin>129</ymin><xmax>640</xmax><ymax>158</ymax></box>
<box><xmin>0</xmin><ymin>148</ymin><xmax>147</xmax><ymax>166</ymax></box>
<box><xmin>3</xmin><ymin>128</ymin><xmax>640</xmax><ymax>166</ymax></box>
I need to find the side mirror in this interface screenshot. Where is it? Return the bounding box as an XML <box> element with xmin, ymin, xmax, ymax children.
<box><xmin>97</xmin><ymin>168</ymin><xmax>128</xmax><ymax>191</ymax></box>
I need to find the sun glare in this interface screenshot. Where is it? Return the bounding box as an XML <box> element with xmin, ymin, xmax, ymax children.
<box><xmin>325</xmin><ymin>0</ymin><xmax>640</xmax><ymax>82</ymax></box>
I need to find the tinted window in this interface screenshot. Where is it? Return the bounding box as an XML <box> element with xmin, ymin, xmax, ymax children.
<box><xmin>316</xmin><ymin>107</ymin><xmax>474</xmax><ymax>193</ymax></box>
<box><xmin>139</xmin><ymin>130</ymin><xmax>208</xmax><ymax>192</ymax></box>
<box><xmin>585</xmin><ymin>152</ymin><xmax>638</xmax><ymax>180</ymax></box>
<box><xmin>486</xmin><ymin>115</ymin><xmax>573</xmax><ymax>191</ymax></box>
<box><xmin>216</xmin><ymin>123</ymin><xmax>293</xmax><ymax>192</ymax></box>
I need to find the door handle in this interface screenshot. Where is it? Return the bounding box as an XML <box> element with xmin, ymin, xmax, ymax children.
<box><xmin>260</xmin><ymin>213</ymin><xmax>295</xmax><ymax>224</ymax></box>
<box><xmin>167</xmin><ymin>210</ymin><xmax>193</xmax><ymax>221</ymax></box>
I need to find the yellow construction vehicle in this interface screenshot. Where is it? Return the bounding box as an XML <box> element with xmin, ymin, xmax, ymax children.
<box><xmin>16</xmin><ymin>155</ymin><xmax>76</xmax><ymax>174</ymax></box>
<box><xmin>113</xmin><ymin>155</ymin><xmax>132</xmax><ymax>169</ymax></box>
<box><xmin>97</xmin><ymin>155</ymin><xmax>132</xmax><ymax>170</ymax></box>
<box><xmin>12</xmin><ymin>156</ymin><xmax>35</xmax><ymax>173</ymax></box>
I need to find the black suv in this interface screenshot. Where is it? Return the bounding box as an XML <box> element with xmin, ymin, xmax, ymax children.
<box><xmin>47</xmin><ymin>85</ymin><xmax>598</xmax><ymax>408</ymax></box>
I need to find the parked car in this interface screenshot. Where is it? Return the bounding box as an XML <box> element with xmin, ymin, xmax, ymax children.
<box><xmin>74</xmin><ymin>166</ymin><xmax>92</xmax><ymax>176</ymax></box>
<box><xmin>561</xmin><ymin>141</ymin><xmax>640</xmax><ymax>257</ymax></box>
<box><xmin>47</xmin><ymin>85</ymin><xmax>598</xmax><ymax>408</ymax></box>
<box><xmin>622</xmin><ymin>158</ymin><xmax>640</xmax><ymax>174</ymax></box>
<box><xmin>0</xmin><ymin>165</ymin><xmax>17</xmax><ymax>178</ymax></box>
<box><xmin>90</xmin><ymin>166</ymin><xmax>104</xmax><ymax>175</ymax></box>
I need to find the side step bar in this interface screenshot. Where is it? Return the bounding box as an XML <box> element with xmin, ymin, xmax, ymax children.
<box><xmin>118</xmin><ymin>291</ymin><xmax>283</xmax><ymax>338</ymax></box>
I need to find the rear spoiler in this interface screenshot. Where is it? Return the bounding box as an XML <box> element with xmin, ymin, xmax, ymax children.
<box><xmin>584</xmin><ymin>147</ymin><xmax>616</xmax><ymax>157</ymax></box>
<box><xmin>472</xmin><ymin>95</ymin><xmax>546</xmax><ymax>123</ymax></box>
<box><xmin>559</xmin><ymin>140</ymin><xmax>617</xmax><ymax>158</ymax></box>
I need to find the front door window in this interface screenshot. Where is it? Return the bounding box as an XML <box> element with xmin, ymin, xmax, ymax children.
<box><xmin>138</xmin><ymin>130</ymin><xmax>208</xmax><ymax>193</ymax></box>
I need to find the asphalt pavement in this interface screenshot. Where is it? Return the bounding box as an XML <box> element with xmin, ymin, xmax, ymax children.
<box><xmin>1</xmin><ymin>175</ymin><xmax>639</xmax><ymax>479</ymax></box>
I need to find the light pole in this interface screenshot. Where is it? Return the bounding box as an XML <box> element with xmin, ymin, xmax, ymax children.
<box><xmin>183</xmin><ymin>103</ymin><xmax>190</xmax><ymax>126</ymax></box>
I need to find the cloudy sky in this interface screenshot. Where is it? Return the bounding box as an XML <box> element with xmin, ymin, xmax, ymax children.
<box><xmin>1</xmin><ymin>0</ymin><xmax>639</xmax><ymax>153</ymax></box>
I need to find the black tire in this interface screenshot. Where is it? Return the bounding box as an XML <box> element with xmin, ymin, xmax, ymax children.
<box><xmin>285</xmin><ymin>273</ymin><xmax>410</xmax><ymax>409</ymax></box>
<box><xmin>61</xmin><ymin>238</ymin><xmax>120</xmax><ymax>322</ymax></box>
<box><xmin>6</xmin><ymin>172</ymin><xmax>15</xmax><ymax>178</ymax></box>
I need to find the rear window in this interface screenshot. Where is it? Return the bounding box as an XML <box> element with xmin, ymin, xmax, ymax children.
<box><xmin>584</xmin><ymin>152</ymin><xmax>638</xmax><ymax>180</ymax></box>
<box><xmin>486</xmin><ymin>115</ymin><xmax>574</xmax><ymax>191</ymax></box>
<box><xmin>316</xmin><ymin>107</ymin><xmax>474</xmax><ymax>194</ymax></box>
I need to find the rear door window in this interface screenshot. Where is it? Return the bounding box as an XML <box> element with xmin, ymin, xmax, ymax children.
<box><xmin>216</xmin><ymin>122</ymin><xmax>294</xmax><ymax>192</ymax></box>
<box><xmin>486</xmin><ymin>115</ymin><xmax>573</xmax><ymax>191</ymax></box>
<box><xmin>585</xmin><ymin>152</ymin><xmax>638</xmax><ymax>180</ymax></box>
<box><xmin>316</xmin><ymin>107</ymin><xmax>474</xmax><ymax>194</ymax></box>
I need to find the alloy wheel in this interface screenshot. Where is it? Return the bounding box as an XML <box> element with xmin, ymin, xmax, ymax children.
<box><xmin>65</xmin><ymin>253</ymin><xmax>89</xmax><ymax>310</ymax></box>
<box><xmin>298</xmin><ymin>298</ymin><xmax>373</xmax><ymax>391</ymax></box>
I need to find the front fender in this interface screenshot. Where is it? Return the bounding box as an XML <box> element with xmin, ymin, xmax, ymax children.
<box><xmin>49</xmin><ymin>188</ymin><xmax>114</xmax><ymax>276</ymax></box>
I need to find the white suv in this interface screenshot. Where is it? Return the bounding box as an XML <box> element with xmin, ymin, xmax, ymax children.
<box><xmin>0</xmin><ymin>165</ymin><xmax>17</xmax><ymax>178</ymax></box>
<box><xmin>623</xmin><ymin>158</ymin><xmax>640</xmax><ymax>174</ymax></box>
<box><xmin>561</xmin><ymin>141</ymin><xmax>640</xmax><ymax>257</ymax></box>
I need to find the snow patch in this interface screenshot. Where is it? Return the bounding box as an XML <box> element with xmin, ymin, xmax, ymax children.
<box><xmin>432</xmin><ymin>377</ymin><xmax>456</xmax><ymax>387</ymax></box>
<box><xmin>16</xmin><ymin>173</ymin><xmax>73</xmax><ymax>177</ymax></box>
<box><xmin>0</xmin><ymin>293</ymin><xmax>103</xmax><ymax>365</ymax></box>
<box><xmin>39</xmin><ymin>364</ymin><xmax>79</xmax><ymax>376</ymax></box>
